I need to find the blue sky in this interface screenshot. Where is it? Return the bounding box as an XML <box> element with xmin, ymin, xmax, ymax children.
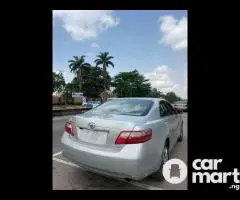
<box><xmin>53</xmin><ymin>10</ymin><xmax>187</xmax><ymax>98</ymax></box>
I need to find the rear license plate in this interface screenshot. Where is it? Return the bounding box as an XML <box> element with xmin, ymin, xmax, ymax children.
<box><xmin>77</xmin><ymin>129</ymin><xmax>108</xmax><ymax>145</ymax></box>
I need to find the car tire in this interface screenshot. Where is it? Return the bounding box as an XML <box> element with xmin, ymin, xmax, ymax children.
<box><xmin>178</xmin><ymin>123</ymin><xmax>183</xmax><ymax>142</ymax></box>
<box><xmin>151</xmin><ymin>143</ymin><xmax>169</xmax><ymax>181</ymax></box>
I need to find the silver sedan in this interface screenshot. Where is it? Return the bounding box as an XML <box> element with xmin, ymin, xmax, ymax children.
<box><xmin>61</xmin><ymin>98</ymin><xmax>183</xmax><ymax>181</ymax></box>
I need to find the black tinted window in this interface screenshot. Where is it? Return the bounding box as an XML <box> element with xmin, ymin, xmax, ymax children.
<box><xmin>159</xmin><ymin>102</ymin><xmax>169</xmax><ymax>117</ymax></box>
<box><xmin>163</xmin><ymin>101</ymin><xmax>177</xmax><ymax>115</ymax></box>
<box><xmin>159</xmin><ymin>103</ymin><xmax>164</xmax><ymax>116</ymax></box>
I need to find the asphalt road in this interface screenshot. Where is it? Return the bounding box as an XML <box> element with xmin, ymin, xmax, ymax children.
<box><xmin>52</xmin><ymin>113</ymin><xmax>188</xmax><ymax>190</ymax></box>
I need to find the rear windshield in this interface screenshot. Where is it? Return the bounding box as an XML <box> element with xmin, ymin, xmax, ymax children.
<box><xmin>90</xmin><ymin>99</ymin><xmax>154</xmax><ymax>116</ymax></box>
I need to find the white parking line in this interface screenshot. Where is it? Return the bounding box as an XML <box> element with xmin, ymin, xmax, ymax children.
<box><xmin>53</xmin><ymin>151</ymin><xmax>62</xmax><ymax>157</ymax></box>
<box><xmin>53</xmin><ymin>157</ymin><xmax>79</xmax><ymax>167</ymax></box>
<box><xmin>53</xmin><ymin>157</ymin><xmax>164</xmax><ymax>190</ymax></box>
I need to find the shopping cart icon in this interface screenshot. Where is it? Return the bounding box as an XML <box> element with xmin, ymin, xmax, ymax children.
<box><xmin>169</xmin><ymin>164</ymin><xmax>181</xmax><ymax>178</ymax></box>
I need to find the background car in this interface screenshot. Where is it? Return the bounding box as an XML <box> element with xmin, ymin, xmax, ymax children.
<box><xmin>88</xmin><ymin>101</ymin><xmax>101</xmax><ymax>108</ymax></box>
<box><xmin>172</xmin><ymin>100</ymin><xmax>187</xmax><ymax>112</ymax></box>
<box><xmin>82</xmin><ymin>101</ymin><xmax>101</xmax><ymax>109</ymax></box>
<box><xmin>61</xmin><ymin>98</ymin><xmax>183</xmax><ymax>181</ymax></box>
<box><xmin>82</xmin><ymin>102</ymin><xmax>93</xmax><ymax>109</ymax></box>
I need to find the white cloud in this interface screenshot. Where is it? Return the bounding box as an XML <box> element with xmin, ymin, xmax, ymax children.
<box><xmin>91</xmin><ymin>43</ymin><xmax>100</xmax><ymax>48</ymax></box>
<box><xmin>53</xmin><ymin>69</ymin><xmax>74</xmax><ymax>84</ymax></box>
<box><xmin>144</xmin><ymin>65</ymin><xmax>187</xmax><ymax>99</ymax></box>
<box><xmin>145</xmin><ymin>65</ymin><xmax>176</xmax><ymax>93</ymax></box>
<box><xmin>158</xmin><ymin>15</ymin><xmax>187</xmax><ymax>50</ymax></box>
<box><xmin>53</xmin><ymin>10</ymin><xmax>120</xmax><ymax>41</ymax></box>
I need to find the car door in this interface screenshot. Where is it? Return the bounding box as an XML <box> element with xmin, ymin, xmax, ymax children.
<box><xmin>163</xmin><ymin>101</ymin><xmax>179</xmax><ymax>145</ymax></box>
<box><xmin>159</xmin><ymin>101</ymin><xmax>175</xmax><ymax>151</ymax></box>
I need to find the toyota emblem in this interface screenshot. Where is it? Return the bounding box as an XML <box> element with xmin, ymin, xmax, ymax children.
<box><xmin>88</xmin><ymin>122</ymin><xmax>96</xmax><ymax>129</ymax></box>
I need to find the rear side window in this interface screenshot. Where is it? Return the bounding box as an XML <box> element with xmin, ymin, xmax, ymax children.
<box><xmin>159</xmin><ymin>101</ymin><xmax>169</xmax><ymax>117</ymax></box>
<box><xmin>163</xmin><ymin>101</ymin><xmax>177</xmax><ymax>115</ymax></box>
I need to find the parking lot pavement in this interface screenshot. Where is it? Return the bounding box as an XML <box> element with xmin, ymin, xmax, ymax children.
<box><xmin>53</xmin><ymin>160</ymin><xmax>146</xmax><ymax>190</ymax></box>
<box><xmin>53</xmin><ymin>113</ymin><xmax>188</xmax><ymax>190</ymax></box>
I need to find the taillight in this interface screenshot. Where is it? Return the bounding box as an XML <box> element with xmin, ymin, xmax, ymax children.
<box><xmin>65</xmin><ymin>121</ymin><xmax>74</xmax><ymax>136</ymax></box>
<box><xmin>115</xmin><ymin>129</ymin><xmax>152</xmax><ymax>144</ymax></box>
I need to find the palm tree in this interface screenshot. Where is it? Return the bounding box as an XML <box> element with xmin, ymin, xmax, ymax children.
<box><xmin>94</xmin><ymin>52</ymin><xmax>114</xmax><ymax>90</ymax></box>
<box><xmin>68</xmin><ymin>55</ymin><xmax>91</xmax><ymax>92</ymax></box>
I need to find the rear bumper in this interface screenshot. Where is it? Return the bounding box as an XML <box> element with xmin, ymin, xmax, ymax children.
<box><xmin>61</xmin><ymin>133</ymin><xmax>154</xmax><ymax>180</ymax></box>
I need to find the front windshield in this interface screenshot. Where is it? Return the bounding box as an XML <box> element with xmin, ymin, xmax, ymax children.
<box><xmin>89</xmin><ymin>99</ymin><xmax>154</xmax><ymax>116</ymax></box>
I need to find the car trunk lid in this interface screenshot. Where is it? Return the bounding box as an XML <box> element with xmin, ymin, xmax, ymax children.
<box><xmin>71</xmin><ymin>112</ymin><xmax>145</xmax><ymax>147</ymax></box>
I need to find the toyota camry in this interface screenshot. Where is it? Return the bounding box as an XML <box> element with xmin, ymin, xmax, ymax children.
<box><xmin>61</xmin><ymin>98</ymin><xmax>183</xmax><ymax>181</ymax></box>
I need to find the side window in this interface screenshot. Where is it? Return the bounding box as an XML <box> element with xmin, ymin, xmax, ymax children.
<box><xmin>164</xmin><ymin>101</ymin><xmax>177</xmax><ymax>115</ymax></box>
<box><xmin>159</xmin><ymin>101</ymin><xmax>168</xmax><ymax>117</ymax></box>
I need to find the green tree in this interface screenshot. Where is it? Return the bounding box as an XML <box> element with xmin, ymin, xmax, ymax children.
<box><xmin>68</xmin><ymin>55</ymin><xmax>91</xmax><ymax>92</ymax></box>
<box><xmin>113</xmin><ymin>70</ymin><xmax>152</xmax><ymax>97</ymax></box>
<box><xmin>150</xmin><ymin>88</ymin><xmax>164</xmax><ymax>98</ymax></box>
<box><xmin>94</xmin><ymin>52</ymin><xmax>114</xmax><ymax>90</ymax></box>
<box><xmin>164</xmin><ymin>92</ymin><xmax>182</xmax><ymax>103</ymax></box>
<box><xmin>62</xmin><ymin>83</ymin><xmax>74</xmax><ymax>105</ymax></box>
<box><xmin>72</xmin><ymin>66</ymin><xmax>111</xmax><ymax>98</ymax></box>
<box><xmin>52</xmin><ymin>72</ymin><xmax>65</xmax><ymax>93</ymax></box>
<box><xmin>84</xmin><ymin>66</ymin><xmax>111</xmax><ymax>97</ymax></box>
